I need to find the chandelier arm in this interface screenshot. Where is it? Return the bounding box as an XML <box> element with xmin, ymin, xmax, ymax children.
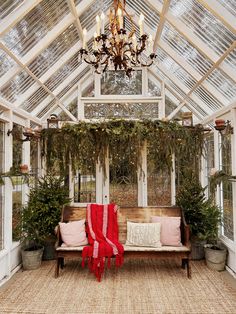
<box><xmin>139</xmin><ymin>58</ymin><xmax>155</xmax><ymax>67</ymax></box>
<box><xmin>118</xmin><ymin>0</ymin><xmax>135</xmax><ymax>38</ymax></box>
<box><xmin>101</xmin><ymin>55</ymin><xmax>110</xmax><ymax>65</ymax></box>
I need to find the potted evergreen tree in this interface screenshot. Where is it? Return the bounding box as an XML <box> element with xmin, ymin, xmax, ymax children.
<box><xmin>176</xmin><ymin>176</ymin><xmax>207</xmax><ymax>260</ymax></box>
<box><xmin>26</xmin><ymin>173</ymin><xmax>71</xmax><ymax>260</ymax></box>
<box><xmin>19</xmin><ymin>204</ymin><xmax>44</xmax><ymax>270</ymax></box>
<box><xmin>17</xmin><ymin>173</ymin><xmax>70</xmax><ymax>269</ymax></box>
<box><xmin>203</xmin><ymin>203</ymin><xmax>227</xmax><ymax>271</ymax></box>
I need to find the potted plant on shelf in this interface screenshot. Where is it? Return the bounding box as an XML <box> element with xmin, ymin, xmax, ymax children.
<box><xmin>19</xmin><ymin>164</ymin><xmax>29</xmax><ymax>174</ymax></box>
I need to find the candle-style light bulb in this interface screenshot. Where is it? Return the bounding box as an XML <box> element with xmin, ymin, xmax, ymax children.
<box><xmin>132</xmin><ymin>34</ymin><xmax>137</xmax><ymax>50</ymax></box>
<box><xmin>93</xmin><ymin>32</ymin><xmax>98</xmax><ymax>50</ymax></box>
<box><xmin>117</xmin><ymin>7</ymin><xmax>123</xmax><ymax>29</ymax></box>
<box><xmin>147</xmin><ymin>34</ymin><xmax>153</xmax><ymax>55</ymax></box>
<box><xmin>82</xmin><ymin>28</ymin><xmax>87</xmax><ymax>49</ymax></box>
<box><xmin>139</xmin><ymin>13</ymin><xmax>144</xmax><ymax>36</ymax></box>
<box><xmin>100</xmin><ymin>11</ymin><xmax>105</xmax><ymax>34</ymax></box>
<box><xmin>96</xmin><ymin>15</ymin><xmax>101</xmax><ymax>36</ymax></box>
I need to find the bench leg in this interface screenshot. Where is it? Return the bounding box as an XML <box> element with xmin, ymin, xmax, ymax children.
<box><xmin>186</xmin><ymin>259</ymin><xmax>191</xmax><ymax>279</ymax></box>
<box><xmin>55</xmin><ymin>258</ymin><xmax>60</xmax><ymax>278</ymax></box>
<box><xmin>181</xmin><ymin>259</ymin><xmax>187</xmax><ymax>269</ymax></box>
<box><xmin>60</xmin><ymin>258</ymin><xmax>64</xmax><ymax>269</ymax></box>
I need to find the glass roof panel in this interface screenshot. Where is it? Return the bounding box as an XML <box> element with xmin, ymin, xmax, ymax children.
<box><xmin>57</xmin><ymin>66</ymin><xmax>90</xmax><ymax>99</ymax></box>
<box><xmin>206</xmin><ymin>69</ymin><xmax>236</xmax><ymax>103</ymax></box>
<box><xmin>0</xmin><ymin>49</ymin><xmax>16</xmax><ymax>78</ymax></box>
<box><xmin>36</xmin><ymin>99</ymin><xmax>56</xmax><ymax>118</ymax></box>
<box><xmin>2</xmin><ymin>0</ymin><xmax>70</xmax><ymax>58</ymax></box>
<box><xmin>0</xmin><ymin>0</ymin><xmax>24</xmax><ymax>19</ymax></box>
<box><xmin>169</xmin><ymin>0</ymin><xmax>236</xmax><ymax>56</ymax></box>
<box><xmin>45</xmin><ymin>53</ymin><xmax>82</xmax><ymax>91</ymax></box>
<box><xmin>154</xmin><ymin>68</ymin><xmax>209</xmax><ymax>117</ymax></box>
<box><xmin>222</xmin><ymin>48</ymin><xmax>236</xmax><ymax>71</ymax></box>
<box><xmin>217</xmin><ymin>0</ymin><xmax>236</xmax><ymax>16</ymax></box>
<box><xmin>74</xmin><ymin>0</ymin><xmax>83</xmax><ymax>6</ymax></box>
<box><xmin>58</xmin><ymin>98</ymin><xmax>77</xmax><ymax>120</ymax></box>
<box><xmin>127</xmin><ymin>0</ymin><xmax>160</xmax><ymax>32</ymax></box>
<box><xmin>28</xmin><ymin>24</ymin><xmax>79</xmax><ymax>78</ymax></box>
<box><xmin>161</xmin><ymin>22</ymin><xmax>213</xmax><ymax>76</ymax></box>
<box><xmin>188</xmin><ymin>98</ymin><xmax>209</xmax><ymax>117</ymax></box>
<box><xmin>157</xmin><ymin>48</ymin><xmax>197</xmax><ymax>91</ymax></box>
<box><xmin>154</xmin><ymin>68</ymin><xmax>187</xmax><ymax>99</ymax></box>
<box><xmin>20</xmin><ymin>87</ymin><xmax>49</xmax><ymax>113</ymax></box>
<box><xmin>193</xmin><ymin>86</ymin><xmax>223</xmax><ymax>111</ymax></box>
<box><xmin>0</xmin><ymin>70</ymin><xmax>35</xmax><ymax>103</ymax></box>
<box><xmin>80</xmin><ymin>0</ymin><xmax>112</xmax><ymax>31</ymax></box>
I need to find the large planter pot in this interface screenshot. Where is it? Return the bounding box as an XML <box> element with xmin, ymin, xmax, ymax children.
<box><xmin>42</xmin><ymin>238</ymin><xmax>56</xmax><ymax>260</ymax></box>
<box><xmin>21</xmin><ymin>246</ymin><xmax>44</xmax><ymax>270</ymax></box>
<box><xmin>191</xmin><ymin>238</ymin><xmax>206</xmax><ymax>260</ymax></box>
<box><xmin>204</xmin><ymin>245</ymin><xmax>227</xmax><ymax>271</ymax></box>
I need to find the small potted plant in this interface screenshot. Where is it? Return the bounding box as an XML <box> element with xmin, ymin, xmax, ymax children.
<box><xmin>203</xmin><ymin>202</ymin><xmax>227</xmax><ymax>271</ymax></box>
<box><xmin>19</xmin><ymin>204</ymin><xmax>44</xmax><ymax>270</ymax></box>
<box><xmin>19</xmin><ymin>164</ymin><xmax>29</xmax><ymax>174</ymax></box>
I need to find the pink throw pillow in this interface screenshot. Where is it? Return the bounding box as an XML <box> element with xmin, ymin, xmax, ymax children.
<box><xmin>151</xmin><ymin>216</ymin><xmax>182</xmax><ymax>246</ymax></box>
<box><xmin>59</xmin><ymin>219</ymin><xmax>88</xmax><ymax>247</ymax></box>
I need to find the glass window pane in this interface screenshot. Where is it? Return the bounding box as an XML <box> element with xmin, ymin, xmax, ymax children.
<box><xmin>101</xmin><ymin>70</ymin><xmax>142</xmax><ymax>95</ymax></box>
<box><xmin>84</xmin><ymin>103</ymin><xmax>159</xmax><ymax>119</ymax></box>
<box><xmin>205</xmin><ymin>133</ymin><xmax>214</xmax><ymax>197</ymax></box>
<box><xmin>12</xmin><ymin>123</ymin><xmax>23</xmax><ymax>241</ymax></box>
<box><xmin>74</xmin><ymin>171</ymin><xmax>96</xmax><ymax>203</ymax></box>
<box><xmin>0</xmin><ymin>122</ymin><xmax>4</xmax><ymax>250</ymax></box>
<box><xmin>147</xmin><ymin>152</ymin><xmax>171</xmax><ymax>206</ymax></box>
<box><xmin>221</xmin><ymin>133</ymin><xmax>234</xmax><ymax>241</ymax></box>
<box><xmin>110</xmin><ymin>145</ymin><xmax>138</xmax><ymax>207</ymax></box>
<box><xmin>148</xmin><ymin>79</ymin><xmax>161</xmax><ymax>96</ymax></box>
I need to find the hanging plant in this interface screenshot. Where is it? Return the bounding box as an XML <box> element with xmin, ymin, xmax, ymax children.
<box><xmin>41</xmin><ymin>119</ymin><xmax>206</xmax><ymax>181</ymax></box>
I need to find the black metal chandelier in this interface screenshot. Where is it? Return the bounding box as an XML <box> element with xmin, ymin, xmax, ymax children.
<box><xmin>79</xmin><ymin>0</ymin><xmax>157</xmax><ymax>77</ymax></box>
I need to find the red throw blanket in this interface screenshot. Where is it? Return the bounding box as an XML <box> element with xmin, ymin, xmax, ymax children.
<box><xmin>82</xmin><ymin>203</ymin><xmax>124</xmax><ymax>281</ymax></box>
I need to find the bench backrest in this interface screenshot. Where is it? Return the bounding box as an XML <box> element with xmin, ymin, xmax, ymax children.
<box><xmin>61</xmin><ymin>205</ymin><xmax>184</xmax><ymax>244</ymax></box>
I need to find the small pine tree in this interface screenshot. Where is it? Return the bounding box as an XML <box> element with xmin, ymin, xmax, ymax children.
<box><xmin>18</xmin><ymin>173</ymin><xmax>70</xmax><ymax>247</ymax></box>
<box><xmin>176</xmin><ymin>176</ymin><xmax>206</xmax><ymax>238</ymax></box>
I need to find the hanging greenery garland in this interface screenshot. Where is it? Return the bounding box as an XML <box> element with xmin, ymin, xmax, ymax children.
<box><xmin>41</xmin><ymin>119</ymin><xmax>206</xmax><ymax>180</ymax></box>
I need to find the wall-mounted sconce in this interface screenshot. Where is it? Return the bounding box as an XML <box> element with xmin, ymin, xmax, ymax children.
<box><xmin>182</xmin><ymin>112</ymin><xmax>193</xmax><ymax>127</ymax></box>
<box><xmin>7</xmin><ymin>126</ymin><xmax>41</xmax><ymax>142</ymax></box>
<box><xmin>214</xmin><ymin>119</ymin><xmax>233</xmax><ymax>135</ymax></box>
<box><xmin>47</xmin><ymin>113</ymin><xmax>59</xmax><ymax>129</ymax></box>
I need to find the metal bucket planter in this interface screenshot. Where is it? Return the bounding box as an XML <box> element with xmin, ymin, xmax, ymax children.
<box><xmin>191</xmin><ymin>238</ymin><xmax>206</xmax><ymax>260</ymax></box>
<box><xmin>42</xmin><ymin>238</ymin><xmax>56</xmax><ymax>260</ymax></box>
<box><xmin>21</xmin><ymin>246</ymin><xmax>44</xmax><ymax>270</ymax></box>
<box><xmin>204</xmin><ymin>245</ymin><xmax>227</xmax><ymax>271</ymax></box>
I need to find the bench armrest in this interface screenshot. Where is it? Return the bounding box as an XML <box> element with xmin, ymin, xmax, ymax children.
<box><xmin>55</xmin><ymin>224</ymin><xmax>62</xmax><ymax>248</ymax></box>
<box><xmin>181</xmin><ymin>209</ymin><xmax>191</xmax><ymax>248</ymax></box>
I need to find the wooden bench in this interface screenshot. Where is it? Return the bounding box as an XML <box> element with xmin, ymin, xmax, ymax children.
<box><xmin>55</xmin><ymin>206</ymin><xmax>191</xmax><ymax>278</ymax></box>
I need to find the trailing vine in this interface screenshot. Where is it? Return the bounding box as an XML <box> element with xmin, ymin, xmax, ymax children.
<box><xmin>41</xmin><ymin>119</ymin><xmax>206</xmax><ymax>181</ymax></box>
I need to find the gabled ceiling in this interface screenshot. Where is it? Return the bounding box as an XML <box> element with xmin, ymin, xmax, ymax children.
<box><xmin>0</xmin><ymin>0</ymin><xmax>235</xmax><ymax>124</ymax></box>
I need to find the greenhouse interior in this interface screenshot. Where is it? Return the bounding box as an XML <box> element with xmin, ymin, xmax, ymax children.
<box><xmin>0</xmin><ymin>0</ymin><xmax>236</xmax><ymax>313</ymax></box>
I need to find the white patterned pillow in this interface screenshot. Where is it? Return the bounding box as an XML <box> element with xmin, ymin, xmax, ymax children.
<box><xmin>126</xmin><ymin>221</ymin><xmax>162</xmax><ymax>247</ymax></box>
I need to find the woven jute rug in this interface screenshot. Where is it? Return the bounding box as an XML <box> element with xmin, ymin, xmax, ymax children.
<box><xmin>0</xmin><ymin>258</ymin><xmax>236</xmax><ymax>314</ymax></box>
